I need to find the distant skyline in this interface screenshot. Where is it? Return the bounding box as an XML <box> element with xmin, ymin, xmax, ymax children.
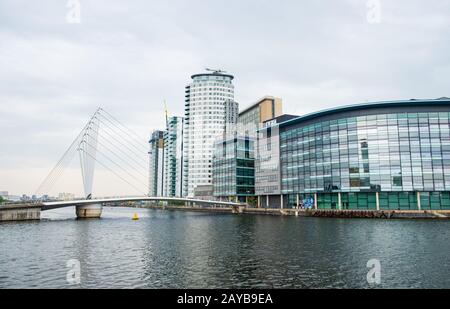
<box><xmin>1</xmin><ymin>0</ymin><xmax>449</xmax><ymax>196</ymax></box>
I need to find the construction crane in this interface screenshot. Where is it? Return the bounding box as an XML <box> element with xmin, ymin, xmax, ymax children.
<box><xmin>164</xmin><ymin>100</ymin><xmax>169</xmax><ymax>128</ymax></box>
<box><xmin>205</xmin><ymin>68</ymin><xmax>227</xmax><ymax>74</ymax></box>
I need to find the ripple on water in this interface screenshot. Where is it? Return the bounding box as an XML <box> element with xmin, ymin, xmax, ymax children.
<box><xmin>2</xmin><ymin>208</ymin><xmax>450</xmax><ymax>288</ymax></box>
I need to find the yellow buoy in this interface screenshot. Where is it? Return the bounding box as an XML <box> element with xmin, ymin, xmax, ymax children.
<box><xmin>132</xmin><ymin>213</ymin><xmax>139</xmax><ymax>221</ymax></box>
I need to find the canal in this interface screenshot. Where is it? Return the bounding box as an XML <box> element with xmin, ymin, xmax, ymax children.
<box><xmin>1</xmin><ymin>207</ymin><xmax>450</xmax><ymax>288</ymax></box>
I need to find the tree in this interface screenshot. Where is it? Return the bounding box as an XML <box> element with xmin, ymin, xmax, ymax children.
<box><xmin>0</xmin><ymin>196</ymin><xmax>4</xmax><ymax>204</ymax></box>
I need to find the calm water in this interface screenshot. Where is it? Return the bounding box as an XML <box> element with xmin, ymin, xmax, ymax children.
<box><xmin>1</xmin><ymin>207</ymin><xmax>450</xmax><ymax>289</ymax></box>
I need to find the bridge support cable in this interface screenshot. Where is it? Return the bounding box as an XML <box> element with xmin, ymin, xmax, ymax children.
<box><xmin>78</xmin><ymin>138</ymin><xmax>148</xmax><ymax>188</ymax></box>
<box><xmin>37</xmin><ymin>145</ymin><xmax>78</xmax><ymax>196</ymax></box>
<box><xmin>36</xmin><ymin>107</ymin><xmax>150</xmax><ymax>198</ymax></box>
<box><xmin>35</xmin><ymin>110</ymin><xmax>101</xmax><ymax>196</ymax></box>
<box><xmin>95</xmin><ymin>114</ymin><xmax>149</xmax><ymax>157</ymax></box>
<box><xmin>93</xmin><ymin>118</ymin><xmax>150</xmax><ymax>167</ymax></box>
<box><xmin>90</xmin><ymin>115</ymin><xmax>149</xmax><ymax>193</ymax></box>
<box><xmin>97</xmin><ymin>108</ymin><xmax>148</xmax><ymax>151</ymax></box>
<box><xmin>77</xmin><ymin>147</ymin><xmax>147</xmax><ymax>196</ymax></box>
<box><xmin>87</xmin><ymin>135</ymin><xmax>149</xmax><ymax>180</ymax></box>
<box><xmin>92</xmin><ymin>111</ymin><xmax>150</xmax><ymax>194</ymax></box>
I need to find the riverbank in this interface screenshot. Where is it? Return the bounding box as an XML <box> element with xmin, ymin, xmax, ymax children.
<box><xmin>142</xmin><ymin>204</ymin><xmax>450</xmax><ymax>220</ymax></box>
<box><xmin>3</xmin><ymin>203</ymin><xmax>450</xmax><ymax>222</ymax></box>
<box><xmin>0</xmin><ymin>204</ymin><xmax>41</xmax><ymax>221</ymax></box>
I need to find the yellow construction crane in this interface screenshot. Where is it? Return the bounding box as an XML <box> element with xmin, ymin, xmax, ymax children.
<box><xmin>164</xmin><ymin>100</ymin><xmax>169</xmax><ymax>128</ymax></box>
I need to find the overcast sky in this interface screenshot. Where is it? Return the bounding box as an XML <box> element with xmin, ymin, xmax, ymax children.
<box><xmin>0</xmin><ymin>0</ymin><xmax>449</xmax><ymax>197</ymax></box>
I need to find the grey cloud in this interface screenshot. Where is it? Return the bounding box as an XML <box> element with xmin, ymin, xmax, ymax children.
<box><xmin>0</xmin><ymin>0</ymin><xmax>449</xmax><ymax>195</ymax></box>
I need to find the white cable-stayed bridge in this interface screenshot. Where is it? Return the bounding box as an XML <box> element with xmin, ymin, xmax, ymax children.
<box><xmin>3</xmin><ymin>108</ymin><xmax>244</xmax><ymax>220</ymax></box>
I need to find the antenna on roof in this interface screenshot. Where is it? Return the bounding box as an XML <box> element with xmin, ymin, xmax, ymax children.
<box><xmin>205</xmin><ymin>68</ymin><xmax>227</xmax><ymax>74</ymax></box>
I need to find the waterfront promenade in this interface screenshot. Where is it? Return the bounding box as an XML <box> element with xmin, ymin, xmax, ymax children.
<box><xmin>3</xmin><ymin>202</ymin><xmax>450</xmax><ymax>222</ymax></box>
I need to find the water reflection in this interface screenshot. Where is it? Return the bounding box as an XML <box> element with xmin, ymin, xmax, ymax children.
<box><xmin>1</xmin><ymin>207</ymin><xmax>450</xmax><ymax>288</ymax></box>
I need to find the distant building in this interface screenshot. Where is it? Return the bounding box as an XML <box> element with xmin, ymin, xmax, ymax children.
<box><xmin>6</xmin><ymin>195</ymin><xmax>20</xmax><ymax>202</ymax></box>
<box><xmin>182</xmin><ymin>71</ymin><xmax>237</xmax><ymax>197</ymax></box>
<box><xmin>194</xmin><ymin>185</ymin><xmax>214</xmax><ymax>200</ymax></box>
<box><xmin>0</xmin><ymin>191</ymin><xmax>8</xmax><ymax>198</ymax></box>
<box><xmin>58</xmin><ymin>192</ymin><xmax>75</xmax><ymax>201</ymax></box>
<box><xmin>148</xmin><ymin>130</ymin><xmax>165</xmax><ymax>197</ymax></box>
<box><xmin>238</xmin><ymin>96</ymin><xmax>283</xmax><ymax>136</ymax></box>
<box><xmin>163</xmin><ymin>116</ymin><xmax>184</xmax><ymax>197</ymax></box>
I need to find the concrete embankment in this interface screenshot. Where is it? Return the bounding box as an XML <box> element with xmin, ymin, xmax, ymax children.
<box><xmin>0</xmin><ymin>204</ymin><xmax>42</xmax><ymax>222</ymax></box>
<box><xmin>145</xmin><ymin>205</ymin><xmax>234</xmax><ymax>214</ymax></box>
<box><xmin>143</xmin><ymin>205</ymin><xmax>450</xmax><ymax>220</ymax></box>
<box><xmin>2</xmin><ymin>203</ymin><xmax>450</xmax><ymax>222</ymax></box>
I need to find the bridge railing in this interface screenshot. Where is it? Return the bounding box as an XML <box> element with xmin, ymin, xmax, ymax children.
<box><xmin>41</xmin><ymin>196</ymin><xmax>247</xmax><ymax>211</ymax></box>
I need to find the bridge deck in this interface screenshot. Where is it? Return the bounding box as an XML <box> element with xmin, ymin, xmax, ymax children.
<box><xmin>41</xmin><ymin>196</ymin><xmax>245</xmax><ymax>211</ymax></box>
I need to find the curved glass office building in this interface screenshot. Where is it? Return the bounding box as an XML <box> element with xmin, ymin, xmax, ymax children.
<box><xmin>257</xmin><ymin>98</ymin><xmax>450</xmax><ymax>210</ymax></box>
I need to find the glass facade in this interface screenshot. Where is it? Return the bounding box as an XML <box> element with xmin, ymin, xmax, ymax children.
<box><xmin>238</xmin><ymin>106</ymin><xmax>260</xmax><ymax>131</ymax></box>
<box><xmin>213</xmin><ymin>136</ymin><xmax>255</xmax><ymax>202</ymax></box>
<box><xmin>275</xmin><ymin>101</ymin><xmax>450</xmax><ymax>210</ymax></box>
<box><xmin>256</xmin><ymin>125</ymin><xmax>281</xmax><ymax>196</ymax></box>
<box><xmin>238</xmin><ymin>96</ymin><xmax>283</xmax><ymax>138</ymax></box>
<box><xmin>163</xmin><ymin>117</ymin><xmax>184</xmax><ymax>197</ymax></box>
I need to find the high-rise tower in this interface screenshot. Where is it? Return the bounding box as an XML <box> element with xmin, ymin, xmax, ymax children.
<box><xmin>148</xmin><ymin>130</ymin><xmax>165</xmax><ymax>197</ymax></box>
<box><xmin>182</xmin><ymin>70</ymin><xmax>237</xmax><ymax>197</ymax></box>
<box><xmin>163</xmin><ymin>116</ymin><xmax>184</xmax><ymax>197</ymax></box>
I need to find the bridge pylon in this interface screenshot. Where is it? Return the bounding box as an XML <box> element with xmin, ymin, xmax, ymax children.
<box><xmin>36</xmin><ymin>107</ymin><xmax>150</xmax><ymax>219</ymax></box>
<box><xmin>76</xmin><ymin>109</ymin><xmax>102</xmax><ymax>218</ymax></box>
<box><xmin>75</xmin><ymin>203</ymin><xmax>103</xmax><ymax>219</ymax></box>
<box><xmin>78</xmin><ymin>110</ymin><xmax>100</xmax><ymax>200</ymax></box>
